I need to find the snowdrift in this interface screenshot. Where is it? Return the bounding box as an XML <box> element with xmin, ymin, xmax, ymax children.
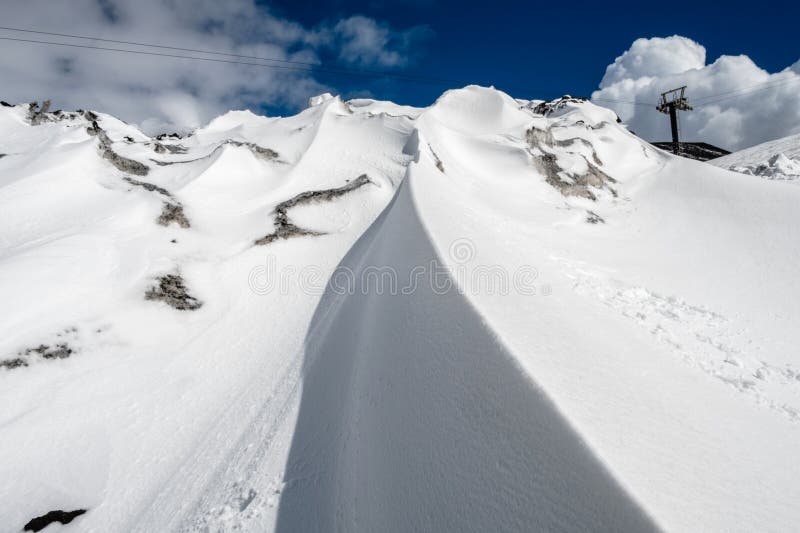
<box><xmin>711</xmin><ymin>131</ymin><xmax>800</xmax><ymax>182</ymax></box>
<box><xmin>1</xmin><ymin>87</ymin><xmax>800</xmax><ymax>532</ymax></box>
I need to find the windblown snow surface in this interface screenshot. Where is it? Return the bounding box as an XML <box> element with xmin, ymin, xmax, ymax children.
<box><xmin>1</xmin><ymin>87</ymin><xmax>800</xmax><ymax>532</ymax></box>
<box><xmin>710</xmin><ymin>132</ymin><xmax>800</xmax><ymax>182</ymax></box>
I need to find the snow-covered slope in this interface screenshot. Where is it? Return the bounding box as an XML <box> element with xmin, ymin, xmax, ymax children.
<box><xmin>2</xmin><ymin>88</ymin><xmax>800</xmax><ymax>532</ymax></box>
<box><xmin>711</xmin><ymin>131</ymin><xmax>800</xmax><ymax>181</ymax></box>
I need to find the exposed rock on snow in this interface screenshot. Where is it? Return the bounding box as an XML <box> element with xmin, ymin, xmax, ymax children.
<box><xmin>224</xmin><ymin>140</ymin><xmax>279</xmax><ymax>161</ymax></box>
<box><xmin>586</xmin><ymin>210</ymin><xmax>605</xmax><ymax>224</ymax></box>
<box><xmin>121</xmin><ymin>177</ymin><xmax>189</xmax><ymax>227</ymax></box>
<box><xmin>26</xmin><ymin>100</ymin><xmax>81</xmax><ymax>125</ymax></box>
<box><xmin>87</xmin><ymin>118</ymin><xmax>150</xmax><ymax>176</ymax></box>
<box><xmin>428</xmin><ymin>144</ymin><xmax>445</xmax><ymax>172</ymax></box>
<box><xmin>1</xmin><ymin>343</ymin><xmax>74</xmax><ymax>370</ymax></box>
<box><xmin>145</xmin><ymin>274</ymin><xmax>202</xmax><ymax>310</ymax></box>
<box><xmin>527</xmin><ymin>126</ymin><xmax>617</xmax><ymax>200</ymax></box>
<box><xmin>730</xmin><ymin>153</ymin><xmax>800</xmax><ymax>180</ymax></box>
<box><xmin>710</xmin><ymin>132</ymin><xmax>800</xmax><ymax>182</ymax></box>
<box><xmin>531</xmin><ymin>95</ymin><xmax>588</xmax><ymax>116</ymax></box>
<box><xmin>123</xmin><ymin>177</ymin><xmax>173</xmax><ymax>198</ymax></box>
<box><xmin>155</xmin><ymin>133</ymin><xmax>183</xmax><ymax>141</ymax></box>
<box><xmin>24</xmin><ymin>509</ymin><xmax>87</xmax><ymax>531</ymax></box>
<box><xmin>255</xmin><ymin>175</ymin><xmax>372</xmax><ymax>245</ymax></box>
<box><xmin>152</xmin><ymin>142</ymin><xmax>188</xmax><ymax>155</ymax></box>
<box><xmin>27</xmin><ymin>100</ymin><xmax>51</xmax><ymax>125</ymax></box>
<box><xmin>157</xmin><ymin>202</ymin><xmax>191</xmax><ymax>228</ymax></box>
<box><xmin>0</xmin><ymin>326</ymin><xmax>81</xmax><ymax>369</ymax></box>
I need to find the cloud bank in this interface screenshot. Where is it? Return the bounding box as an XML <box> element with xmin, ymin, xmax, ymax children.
<box><xmin>593</xmin><ymin>35</ymin><xmax>800</xmax><ymax>151</ymax></box>
<box><xmin>0</xmin><ymin>0</ymin><xmax>430</xmax><ymax>133</ymax></box>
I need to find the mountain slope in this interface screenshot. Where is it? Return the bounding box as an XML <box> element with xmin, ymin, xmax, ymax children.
<box><xmin>710</xmin><ymin>131</ymin><xmax>800</xmax><ymax>181</ymax></box>
<box><xmin>1</xmin><ymin>87</ymin><xmax>800</xmax><ymax>532</ymax></box>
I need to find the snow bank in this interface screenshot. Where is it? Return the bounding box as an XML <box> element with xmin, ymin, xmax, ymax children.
<box><xmin>710</xmin><ymin>131</ymin><xmax>800</xmax><ymax>181</ymax></box>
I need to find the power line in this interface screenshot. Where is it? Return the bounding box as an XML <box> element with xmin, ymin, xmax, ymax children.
<box><xmin>694</xmin><ymin>78</ymin><xmax>800</xmax><ymax>107</ymax></box>
<box><xmin>692</xmin><ymin>76</ymin><xmax>800</xmax><ymax>103</ymax></box>
<box><xmin>0</xmin><ymin>25</ymin><xmax>471</xmax><ymax>86</ymax></box>
<box><xmin>0</xmin><ymin>28</ymin><xmax>654</xmax><ymax>107</ymax></box>
<box><xmin>10</xmin><ymin>28</ymin><xmax>767</xmax><ymax>111</ymax></box>
<box><xmin>0</xmin><ymin>34</ymin><xmax>472</xmax><ymax>88</ymax></box>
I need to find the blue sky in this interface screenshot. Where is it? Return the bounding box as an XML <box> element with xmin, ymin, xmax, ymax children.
<box><xmin>1</xmin><ymin>0</ymin><xmax>798</xmax><ymax>148</ymax></box>
<box><xmin>263</xmin><ymin>0</ymin><xmax>800</xmax><ymax>109</ymax></box>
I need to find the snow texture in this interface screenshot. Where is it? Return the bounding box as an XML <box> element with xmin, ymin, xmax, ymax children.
<box><xmin>2</xmin><ymin>86</ymin><xmax>800</xmax><ymax>532</ymax></box>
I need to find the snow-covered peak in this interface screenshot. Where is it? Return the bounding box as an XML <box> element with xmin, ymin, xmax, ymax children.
<box><xmin>308</xmin><ymin>92</ymin><xmax>335</xmax><ymax>107</ymax></box>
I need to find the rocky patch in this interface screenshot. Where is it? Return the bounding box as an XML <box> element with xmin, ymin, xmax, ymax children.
<box><xmin>158</xmin><ymin>202</ymin><xmax>191</xmax><ymax>228</ymax></box>
<box><xmin>527</xmin><ymin>126</ymin><xmax>617</xmax><ymax>200</ymax></box>
<box><xmin>225</xmin><ymin>140</ymin><xmax>280</xmax><ymax>161</ymax></box>
<box><xmin>26</xmin><ymin>100</ymin><xmax>81</xmax><ymax>125</ymax></box>
<box><xmin>531</xmin><ymin>96</ymin><xmax>588</xmax><ymax>116</ymax></box>
<box><xmin>121</xmin><ymin>177</ymin><xmax>191</xmax><ymax>227</ymax></box>
<box><xmin>123</xmin><ymin>176</ymin><xmax>172</xmax><ymax>198</ymax></box>
<box><xmin>24</xmin><ymin>509</ymin><xmax>87</xmax><ymax>531</ymax></box>
<box><xmin>153</xmin><ymin>142</ymin><xmax>188</xmax><ymax>154</ymax></box>
<box><xmin>586</xmin><ymin>210</ymin><xmax>605</xmax><ymax>224</ymax></box>
<box><xmin>86</xmin><ymin>117</ymin><xmax>149</xmax><ymax>176</ymax></box>
<box><xmin>1</xmin><ymin>327</ymin><xmax>79</xmax><ymax>370</ymax></box>
<box><xmin>145</xmin><ymin>273</ymin><xmax>203</xmax><ymax>310</ymax></box>
<box><xmin>428</xmin><ymin>144</ymin><xmax>445</xmax><ymax>172</ymax></box>
<box><xmin>255</xmin><ymin>175</ymin><xmax>372</xmax><ymax>245</ymax></box>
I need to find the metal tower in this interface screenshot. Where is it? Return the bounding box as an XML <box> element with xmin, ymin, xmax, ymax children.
<box><xmin>657</xmin><ymin>86</ymin><xmax>693</xmax><ymax>155</ymax></box>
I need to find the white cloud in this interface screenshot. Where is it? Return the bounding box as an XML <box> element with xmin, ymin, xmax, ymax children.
<box><xmin>593</xmin><ymin>36</ymin><xmax>800</xmax><ymax>151</ymax></box>
<box><xmin>600</xmin><ymin>36</ymin><xmax>706</xmax><ymax>87</ymax></box>
<box><xmin>0</xmin><ymin>0</ymin><xmax>429</xmax><ymax>133</ymax></box>
<box><xmin>328</xmin><ymin>16</ymin><xmax>430</xmax><ymax>68</ymax></box>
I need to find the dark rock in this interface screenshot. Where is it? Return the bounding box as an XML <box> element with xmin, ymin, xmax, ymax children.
<box><xmin>145</xmin><ymin>274</ymin><xmax>202</xmax><ymax>310</ymax></box>
<box><xmin>255</xmin><ymin>175</ymin><xmax>371</xmax><ymax>245</ymax></box>
<box><xmin>0</xmin><ymin>357</ymin><xmax>28</xmax><ymax>370</ymax></box>
<box><xmin>2</xmin><ymin>341</ymin><xmax>75</xmax><ymax>370</ymax></box>
<box><xmin>153</xmin><ymin>142</ymin><xmax>188</xmax><ymax>154</ymax></box>
<box><xmin>156</xmin><ymin>132</ymin><xmax>182</xmax><ymax>140</ymax></box>
<box><xmin>157</xmin><ymin>202</ymin><xmax>190</xmax><ymax>228</ymax></box>
<box><xmin>22</xmin><ymin>343</ymin><xmax>73</xmax><ymax>360</ymax></box>
<box><xmin>24</xmin><ymin>509</ymin><xmax>87</xmax><ymax>531</ymax></box>
<box><xmin>586</xmin><ymin>210</ymin><xmax>605</xmax><ymax>224</ymax></box>
<box><xmin>86</xmin><ymin>120</ymin><xmax>149</xmax><ymax>176</ymax></box>
<box><xmin>225</xmin><ymin>140</ymin><xmax>279</xmax><ymax>161</ymax></box>
<box><xmin>123</xmin><ymin>177</ymin><xmax>172</xmax><ymax>198</ymax></box>
<box><xmin>428</xmin><ymin>144</ymin><xmax>444</xmax><ymax>172</ymax></box>
<box><xmin>0</xmin><ymin>100</ymin><xmax>12</xmax><ymax>107</ymax></box>
<box><xmin>532</xmin><ymin>96</ymin><xmax>587</xmax><ymax>116</ymax></box>
<box><xmin>27</xmin><ymin>100</ymin><xmax>52</xmax><ymax>125</ymax></box>
<box><xmin>527</xmin><ymin>126</ymin><xmax>617</xmax><ymax>200</ymax></box>
<box><xmin>102</xmin><ymin>148</ymin><xmax>150</xmax><ymax>176</ymax></box>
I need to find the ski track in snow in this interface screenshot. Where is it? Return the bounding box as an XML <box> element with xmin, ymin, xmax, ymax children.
<box><xmin>555</xmin><ymin>256</ymin><xmax>800</xmax><ymax>422</ymax></box>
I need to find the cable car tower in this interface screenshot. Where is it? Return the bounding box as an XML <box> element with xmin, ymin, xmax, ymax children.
<box><xmin>657</xmin><ymin>86</ymin><xmax>693</xmax><ymax>155</ymax></box>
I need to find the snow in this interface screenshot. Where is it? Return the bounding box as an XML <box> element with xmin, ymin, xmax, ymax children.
<box><xmin>2</xmin><ymin>87</ymin><xmax>800</xmax><ymax>532</ymax></box>
<box><xmin>711</xmin><ymin>132</ymin><xmax>800</xmax><ymax>182</ymax></box>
